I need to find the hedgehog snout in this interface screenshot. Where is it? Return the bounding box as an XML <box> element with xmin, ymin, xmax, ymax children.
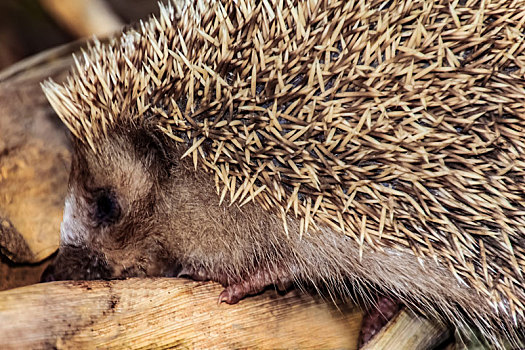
<box><xmin>40</xmin><ymin>245</ymin><xmax>113</xmax><ymax>282</ymax></box>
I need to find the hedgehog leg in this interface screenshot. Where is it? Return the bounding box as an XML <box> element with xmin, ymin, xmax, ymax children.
<box><xmin>177</xmin><ymin>264</ymin><xmax>292</xmax><ymax>303</ymax></box>
<box><xmin>218</xmin><ymin>269</ymin><xmax>293</xmax><ymax>304</ymax></box>
<box><xmin>358</xmin><ymin>296</ymin><xmax>401</xmax><ymax>346</ymax></box>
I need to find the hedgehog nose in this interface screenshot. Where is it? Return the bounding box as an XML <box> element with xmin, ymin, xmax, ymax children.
<box><xmin>40</xmin><ymin>264</ymin><xmax>56</xmax><ymax>283</ymax></box>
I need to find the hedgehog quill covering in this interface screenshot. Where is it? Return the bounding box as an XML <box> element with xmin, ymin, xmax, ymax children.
<box><xmin>43</xmin><ymin>0</ymin><xmax>525</xmax><ymax>346</ymax></box>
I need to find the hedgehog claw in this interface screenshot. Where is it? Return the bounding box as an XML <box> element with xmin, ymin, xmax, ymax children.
<box><xmin>218</xmin><ymin>282</ymin><xmax>255</xmax><ymax>304</ymax></box>
<box><xmin>217</xmin><ymin>290</ymin><xmax>228</xmax><ymax>305</ymax></box>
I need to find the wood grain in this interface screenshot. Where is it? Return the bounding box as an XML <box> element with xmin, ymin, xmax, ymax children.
<box><xmin>362</xmin><ymin>309</ymin><xmax>449</xmax><ymax>350</ymax></box>
<box><xmin>0</xmin><ymin>278</ymin><xmax>364</xmax><ymax>349</ymax></box>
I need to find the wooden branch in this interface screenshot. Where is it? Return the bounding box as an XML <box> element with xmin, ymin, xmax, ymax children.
<box><xmin>39</xmin><ymin>0</ymin><xmax>123</xmax><ymax>38</ymax></box>
<box><xmin>362</xmin><ymin>309</ymin><xmax>450</xmax><ymax>350</ymax></box>
<box><xmin>0</xmin><ymin>278</ymin><xmax>452</xmax><ymax>349</ymax></box>
<box><xmin>0</xmin><ymin>278</ymin><xmax>363</xmax><ymax>349</ymax></box>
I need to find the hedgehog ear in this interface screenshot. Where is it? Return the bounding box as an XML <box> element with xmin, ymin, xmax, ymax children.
<box><xmin>129</xmin><ymin>127</ymin><xmax>177</xmax><ymax>178</ymax></box>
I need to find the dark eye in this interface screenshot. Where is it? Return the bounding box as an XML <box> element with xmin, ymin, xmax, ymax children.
<box><xmin>93</xmin><ymin>189</ymin><xmax>121</xmax><ymax>226</ymax></box>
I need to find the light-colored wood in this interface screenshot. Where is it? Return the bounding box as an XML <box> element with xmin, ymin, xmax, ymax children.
<box><xmin>362</xmin><ymin>309</ymin><xmax>450</xmax><ymax>350</ymax></box>
<box><xmin>40</xmin><ymin>0</ymin><xmax>123</xmax><ymax>38</ymax></box>
<box><xmin>0</xmin><ymin>278</ymin><xmax>363</xmax><ymax>349</ymax></box>
<box><xmin>0</xmin><ymin>143</ymin><xmax>68</xmax><ymax>262</ymax></box>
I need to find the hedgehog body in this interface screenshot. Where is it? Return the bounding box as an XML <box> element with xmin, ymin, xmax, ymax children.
<box><xmin>42</xmin><ymin>0</ymin><xmax>525</xmax><ymax>346</ymax></box>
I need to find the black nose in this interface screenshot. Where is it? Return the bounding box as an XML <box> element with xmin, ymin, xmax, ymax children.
<box><xmin>40</xmin><ymin>264</ymin><xmax>56</xmax><ymax>283</ymax></box>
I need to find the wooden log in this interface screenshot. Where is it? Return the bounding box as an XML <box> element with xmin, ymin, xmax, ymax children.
<box><xmin>0</xmin><ymin>278</ymin><xmax>452</xmax><ymax>349</ymax></box>
<box><xmin>362</xmin><ymin>309</ymin><xmax>450</xmax><ymax>350</ymax></box>
<box><xmin>0</xmin><ymin>278</ymin><xmax>364</xmax><ymax>349</ymax></box>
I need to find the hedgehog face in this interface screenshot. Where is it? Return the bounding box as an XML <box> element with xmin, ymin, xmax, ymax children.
<box><xmin>42</xmin><ymin>125</ymin><xmax>182</xmax><ymax>282</ymax></box>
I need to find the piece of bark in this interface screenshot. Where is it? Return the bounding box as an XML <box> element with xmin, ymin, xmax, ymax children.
<box><xmin>0</xmin><ymin>144</ymin><xmax>69</xmax><ymax>263</ymax></box>
<box><xmin>0</xmin><ymin>278</ymin><xmax>363</xmax><ymax>349</ymax></box>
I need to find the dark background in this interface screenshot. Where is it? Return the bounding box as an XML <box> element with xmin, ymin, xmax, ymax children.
<box><xmin>0</xmin><ymin>0</ymin><xmax>162</xmax><ymax>71</ymax></box>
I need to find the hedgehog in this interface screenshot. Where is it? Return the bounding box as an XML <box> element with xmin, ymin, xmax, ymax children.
<box><xmin>40</xmin><ymin>0</ymin><xmax>525</xmax><ymax>347</ymax></box>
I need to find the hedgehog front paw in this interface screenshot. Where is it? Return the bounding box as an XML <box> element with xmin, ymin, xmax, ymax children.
<box><xmin>359</xmin><ymin>296</ymin><xmax>401</xmax><ymax>346</ymax></box>
<box><xmin>218</xmin><ymin>283</ymin><xmax>253</xmax><ymax>304</ymax></box>
<box><xmin>218</xmin><ymin>269</ymin><xmax>293</xmax><ymax>304</ymax></box>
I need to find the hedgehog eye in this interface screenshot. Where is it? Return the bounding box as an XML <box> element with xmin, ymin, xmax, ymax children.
<box><xmin>93</xmin><ymin>189</ymin><xmax>121</xmax><ymax>226</ymax></box>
